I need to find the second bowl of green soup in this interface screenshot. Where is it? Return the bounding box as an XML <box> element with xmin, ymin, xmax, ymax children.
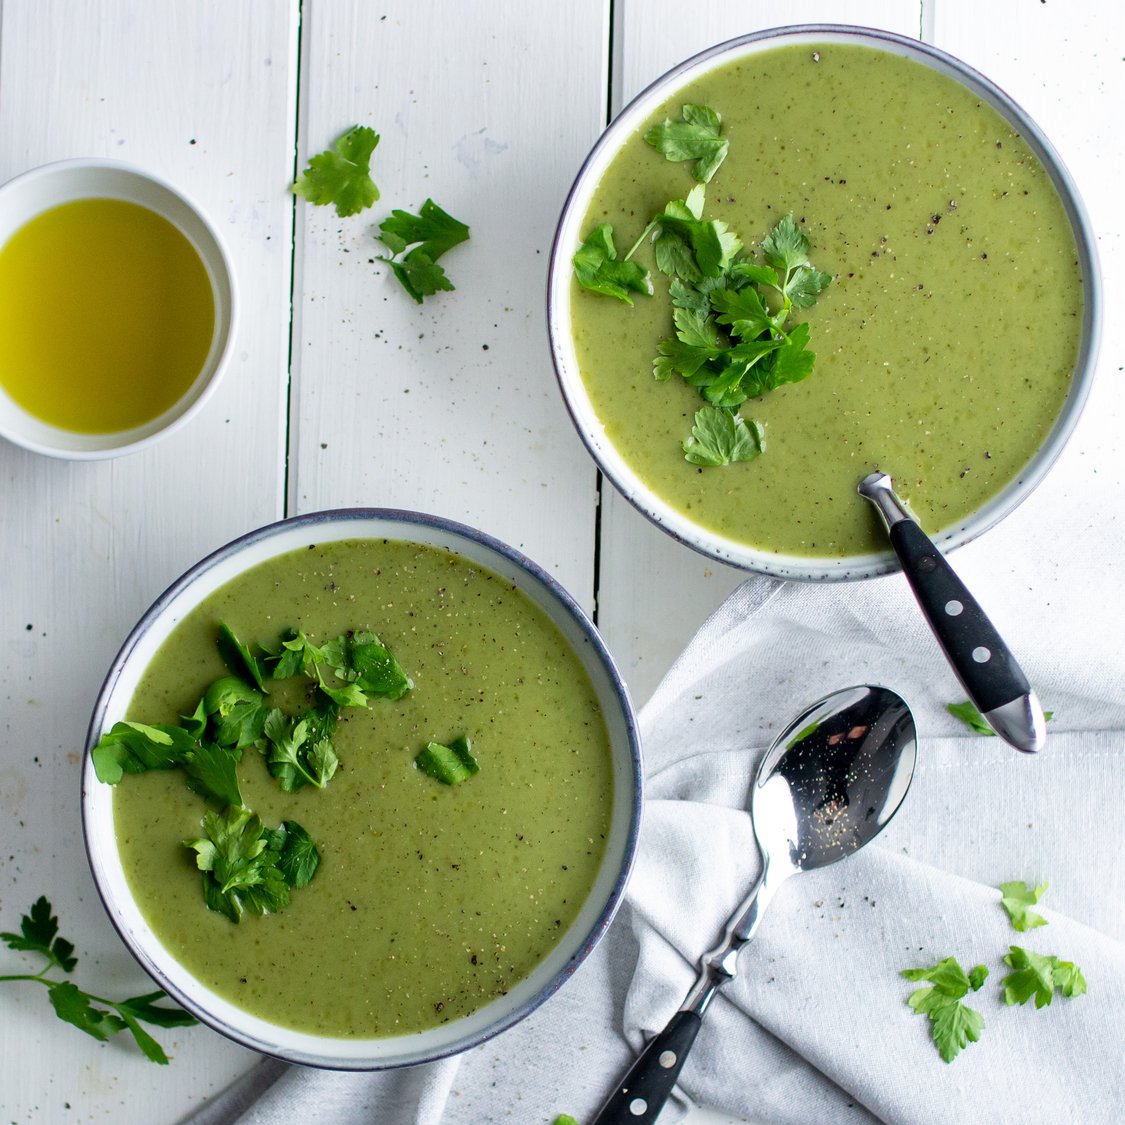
<box><xmin>82</xmin><ymin>509</ymin><xmax>641</xmax><ymax>1068</ymax></box>
<box><xmin>548</xmin><ymin>24</ymin><xmax>1100</xmax><ymax>579</ymax></box>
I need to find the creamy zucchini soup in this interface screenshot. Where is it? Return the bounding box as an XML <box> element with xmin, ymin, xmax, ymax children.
<box><xmin>570</xmin><ymin>42</ymin><xmax>1084</xmax><ymax>557</ymax></box>
<box><xmin>105</xmin><ymin>539</ymin><xmax>613</xmax><ymax>1038</ymax></box>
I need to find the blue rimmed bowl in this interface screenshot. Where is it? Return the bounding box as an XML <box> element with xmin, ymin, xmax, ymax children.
<box><xmin>82</xmin><ymin>508</ymin><xmax>641</xmax><ymax>1069</ymax></box>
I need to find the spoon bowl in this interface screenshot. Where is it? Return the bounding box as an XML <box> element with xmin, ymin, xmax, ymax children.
<box><xmin>592</xmin><ymin>684</ymin><xmax>917</xmax><ymax>1125</ymax></box>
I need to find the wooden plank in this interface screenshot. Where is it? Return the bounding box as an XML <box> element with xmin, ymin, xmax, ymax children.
<box><xmin>598</xmin><ymin>1</ymin><xmax>925</xmax><ymax>706</ymax></box>
<box><xmin>289</xmin><ymin>0</ymin><xmax>610</xmax><ymax>610</ymax></box>
<box><xmin>0</xmin><ymin>2</ymin><xmax>298</xmax><ymax>1120</ymax></box>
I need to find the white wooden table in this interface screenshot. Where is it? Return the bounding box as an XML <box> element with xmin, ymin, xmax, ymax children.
<box><xmin>1</xmin><ymin>2</ymin><xmax>1120</xmax><ymax>1122</ymax></box>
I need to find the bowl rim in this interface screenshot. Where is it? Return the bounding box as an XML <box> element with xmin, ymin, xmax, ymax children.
<box><xmin>81</xmin><ymin>507</ymin><xmax>643</xmax><ymax>1069</ymax></box>
<box><xmin>0</xmin><ymin>156</ymin><xmax>237</xmax><ymax>460</ymax></box>
<box><xmin>547</xmin><ymin>23</ymin><xmax>1103</xmax><ymax>582</ymax></box>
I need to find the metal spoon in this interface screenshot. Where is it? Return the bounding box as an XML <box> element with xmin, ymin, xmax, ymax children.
<box><xmin>591</xmin><ymin>685</ymin><xmax>917</xmax><ymax>1125</ymax></box>
<box><xmin>858</xmin><ymin>470</ymin><xmax>1046</xmax><ymax>753</ymax></box>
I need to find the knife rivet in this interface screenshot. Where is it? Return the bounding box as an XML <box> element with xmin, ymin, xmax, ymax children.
<box><xmin>944</xmin><ymin>599</ymin><xmax>963</xmax><ymax>616</ymax></box>
<box><xmin>972</xmin><ymin>646</ymin><xmax>991</xmax><ymax>663</ymax></box>
<box><xmin>629</xmin><ymin>1097</ymin><xmax>647</xmax><ymax>1116</ymax></box>
<box><xmin>658</xmin><ymin>1050</ymin><xmax>677</xmax><ymax>1068</ymax></box>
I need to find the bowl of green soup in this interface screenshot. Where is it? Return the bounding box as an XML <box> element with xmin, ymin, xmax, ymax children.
<box><xmin>548</xmin><ymin>25</ymin><xmax>1100</xmax><ymax>579</ymax></box>
<box><xmin>82</xmin><ymin>509</ymin><xmax>641</xmax><ymax>1068</ymax></box>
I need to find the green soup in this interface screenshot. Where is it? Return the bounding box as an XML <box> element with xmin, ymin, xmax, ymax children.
<box><xmin>112</xmin><ymin>539</ymin><xmax>614</xmax><ymax>1038</ymax></box>
<box><xmin>571</xmin><ymin>42</ymin><xmax>1084</xmax><ymax>557</ymax></box>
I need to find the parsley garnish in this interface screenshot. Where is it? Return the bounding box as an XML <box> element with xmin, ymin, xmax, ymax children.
<box><xmin>683</xmin><ymin>405</ymin><xmax>763</xmax><ymax>467</ymax></box>
<box><xmin>644</xmin><ymin>103</ymin><xmax>729</xmax><ymax>183</ymax></box>
<box><xmin>186</xmin><ymin>810</ymin><xmax>320</xmax><ymax>925</ymax></box>
<box><xmin>293</xmin><ymin>125</ymin><xmax>380</xmax><ymax>217</ymax></box>
<box><xmin>2</xmin><ymin>897</ymin><xmax>196</xmax><ymax>1062</ymax></box>
<box><xmin>415</xmin><ymin>734</ymin><xmax>479</xmax><ymax>785</ymax></box>
<box><xmin>1001</xmin><ymin>946</ymin><xmax>1086</xmax><ymax>1008</ymax></box>
<box><xmin>1000</xmin><ymin>880</ymin><xmax>1049</xmax><ymax>932</ymax></box>
<box><xmin>376</xmin><ymin>198</ymin><xmax>470</xmax><ymax>302</ymax></box>
<box><xmin>572</xmin><ymin>109</ymin><xmax>832</xmax><ymax>464</ymax></box>
<box><xmin>260</xmin><ymin>708</ymin><xmax>338</xmax><ymax>792</ymax></box>
<box><xmin>572</xmin><ymin>223</ymin><xmax>653</xmax><ymax>305</ymax></box>
<box><xmin>902</xmin><ymin>956</ymin><xmax>989</xmax><ymax>1063</ymax></box>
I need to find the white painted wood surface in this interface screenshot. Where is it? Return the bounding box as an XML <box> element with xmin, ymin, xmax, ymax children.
<box><xmin>0</xmin><ymin>1</ymin><xmax>1120</xmax><ymax>1122</ymax></box>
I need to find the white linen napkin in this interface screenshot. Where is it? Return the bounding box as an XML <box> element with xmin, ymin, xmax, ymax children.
<box><xmin>189</xmin><ymin>572</ymin><xmax>1125</xmax><ymax>1125</ymax></box>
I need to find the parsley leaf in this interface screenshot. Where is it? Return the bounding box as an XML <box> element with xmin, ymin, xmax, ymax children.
<box><xmin>180</xmin><ymin>740</ymin><xmax>243</xmax><ymax>807</ymax></box>
<box><xmin>415</xmin><ymin>735</ymin><xmax>479</xmax><ymax>785</ymax></box>
<box><xmin>1001</xmin><ymin>946</ymin><xmax>1086</xmax><ymax>1008</ymax></box>
<box><xmin>203</xmin><ymin>676</ymin><xmax>270</xmax><ymax>750</ymax></box>
<box><xmin>948</xmin><ymin>700</ymin><xmax>1054</xmax><ymax>735</ymax></box>
<box><xmin>216</xmin><ymin>621</ymin><xmax>267</xmax><ymax>692</ymax></box>
<box><xmin>682</xmin><ymin>406</ymin><xmax>764</xmax><ymax>467</ymax></box>
<box><xmin>644</xmin><ymin>103</ymin><xmax>729</xmax><ymax>183</ymax></box>
<box><xmin>271</xmin><ymin>822</ymin><xmax>321</xmax><ymax>889</ymax></box>
<box><xmin>902</xmin><ymin>956</ymin><xmax>988</xmax><ymax>1063</ymax></box>
<box><xmin>321</xmin><ymin>631</ymin><xmax>414</xmax><ymax>701</ymax></box>
<box><xmin>186</xmin><ymin>807</ymin><xmax>318</xmax><ymax>923</ymax></box>
<box><xmin>376</xmin><ymin>199</ymin><xmax>470</xmax><ymax>303</ymax></box>
<box><xmin>262</xmin><ymin>628</ymin><xmax>326</xmax><ymax>681</ymax></box>
<box><xmin>572</xmin><ymin>223</ymin><xmax>653</xmax><ymax>304</ymax></box>
<box><xmin>259</xmin><ymin>709</ymin><xmax>338</xmax><ymax>792</ymax></box>
<box><xmin>379</xmin><ymin>199</ymin><xmax>470</xmax><ymax>260</ymax></box>
<box><xmin>1000</xmin><ymin>880</ymin><xmax>1049</xmax><ymax>932</ymax></box>
<box><xmin>91</xmin><ymin>721</ymin><xmax>194</xmax><ymax>784</ymax></box>
<box><xmin>2</xmin><ymin>897</ymin><xmax>196</xmax><ymax>1061</ymax></box>
<box><xmin>293</xmin><ymin>125</ymin><xmax>380</xmax><ymax>217</ymax></box>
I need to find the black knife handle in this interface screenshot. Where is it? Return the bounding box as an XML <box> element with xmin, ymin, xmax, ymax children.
<box><xmin>591</xmin><ymin>1010</ymin><xmax>702</xmax><ymax>1125</ymax></box>
<box><xmin>889</xmin><ymin>519</ymin><xmax>1029</xmax><ymax>713</ymax></box>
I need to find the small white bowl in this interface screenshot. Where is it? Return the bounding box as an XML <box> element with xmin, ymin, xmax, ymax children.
<box><xmin>0</xmin><ymin>159</ymin><xmax>235</xmax><ymax>459</ymax></box>
<box><xmin>548</xmin><ymin>25</ymin><xmax>1101</xmax><ymax>581</ymax></box>
<box><xmin>82</xmin><ymin>509</ymin><xmax>642</xmax><ymax>1069</ymax></box>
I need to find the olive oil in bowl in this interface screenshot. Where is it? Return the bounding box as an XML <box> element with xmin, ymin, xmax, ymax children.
<box><xmin>0</xmin><ymin>197</ymin><xmax>215</xmax><ymax>435</ymax></box>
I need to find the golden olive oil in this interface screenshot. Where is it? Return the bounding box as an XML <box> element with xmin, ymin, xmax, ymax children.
<box><xmin>0</xmin><ymin>197</ymin><xmax>215</xmax><ymax>434</ymax></box>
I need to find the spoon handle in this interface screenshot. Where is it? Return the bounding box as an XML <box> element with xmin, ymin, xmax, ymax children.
<box><xmin>590</xmin><ymin>1010</ymin><xmax>702</xmax><ymax>1125</ymax></box>
<box><xmin>858</xmin><ymin>472</ymin><xmax>1045</xmax><ymax>752</ymax></box>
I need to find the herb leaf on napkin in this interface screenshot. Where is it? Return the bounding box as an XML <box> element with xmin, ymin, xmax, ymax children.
<box><xmin>902</xmin><ymin>955</ymin><xmax>988</xmax><ymax>1062</ymax></box>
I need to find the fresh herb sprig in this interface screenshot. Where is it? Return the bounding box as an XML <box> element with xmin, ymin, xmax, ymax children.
<box><xmin>293</xmin><ymin>125</ymin><xmax>381</xmax><ymax>217</ymax></box>
<box><xmin>2</xmin><ymin>897</ymin><xmax>196</xmax><ymax>1063</ymax></box>
<box><xmin>903</xmin><ymin>879</ymin><xmax>1086</xmax><ymax>1063</ymax></box>
<box><xmin>572</xmin><ymin>107</ymin><xmax>832</xmax><ymax>466</ymax></box>
<box><xmin>376</xmin><ymin>199</ymin><xmax>470</xmax><ymax>303</ymax></box>
<box><xmin>902</xmin><ymin>956</ymin><xmax>989</xmax><ymax>1063</ymax></box>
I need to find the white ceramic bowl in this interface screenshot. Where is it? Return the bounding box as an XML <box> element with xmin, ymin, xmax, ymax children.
<box><xmin>82</xmin><ymin>509</ymin><xmax>642</xmax><ymax>1069</ymax></box>
<box><xmin>548</xmin><ymin>25</ymin><xmax>1101</xmax><ymax>581</ymax></box>
<box><xmin>0</xmin><ymin>158</ymin><xmax>235</xmax><ymax>459</ymax></box>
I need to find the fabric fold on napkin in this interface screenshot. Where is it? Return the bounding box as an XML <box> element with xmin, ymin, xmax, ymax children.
<box><xmin>189</xmin><ymin>575</ymin><xmax>1125</xmax><ymax>1125</ymax></box>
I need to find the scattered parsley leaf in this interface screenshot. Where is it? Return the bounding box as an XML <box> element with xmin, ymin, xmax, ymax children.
<box><xmin>1001</xmin><ymin>946</ymin><xmax>1086</xmax><ymax>1008</ymax></box>
<box><xmin>415</xmin><ymin>735</ymin><xmax>479</xmax><ymax>785</ymax></box>
<box><xmin>682</xmin><ymin>406</ymin><xmax>764</xmax><ymax>467</ymax></box>
<box><xmin>2</xmin><ymin>897</ymin><xmax>195</xmax><ymax>1061</ymax></box>
<box><xmin>0</xmin><ymin>896</ymin><xmax>77</xmax><ymax>972</ymax></box>
<box><xmin>378</xmin><ymin>198</ymin><xmax>469</xmax><ymax>260</ymax></box>
<box><xmin>262</xmin><ymin>628</ymin><xmax>326</xmax><ymax>681</ymax></box>
<box><xmin>552</xmin><ymin>1117</ymin><xmax>583</xmax><ymax>1125</ymax></box>
<box><xmin>902</xmin><ymin>955</ymin><xmax>988</xmax><ymax>1063</ymax></box>
<box><xmin>948</xmin><ymin>700</ymin><xmax>1054</xmax><ymax>735</ymax></box>
<box><xmin>376</xmin><ymin>199</ymin><xmax>470</xmax><ymax>302</ymax></box>
<box><xmin>761</xmin><ymin>212</ymin><xmax>812</xmax><ymax>276</ymax></box>
<box><xmin>644</xmin><ymin>103</ymin><xmax>729</xmax><ymax>183</ymax></box>
<box><xmin>1000</xmin><ymin>880</ymin><xmax>1049</xmax><ymax>932</ymax></box>
<box><xmin>293</xmin><ymin>125</ymin><xmax>380</xmax><ymax>217</ymax></box>
<box><xmin>216</xmin><ymin>622</ymin><xmax>267</xmax><ymax>692</ymax></box>
<box><xmin>572</xmin><ymin>223</ymin><xmax>653</xmax><ymax>304</ymax></box>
